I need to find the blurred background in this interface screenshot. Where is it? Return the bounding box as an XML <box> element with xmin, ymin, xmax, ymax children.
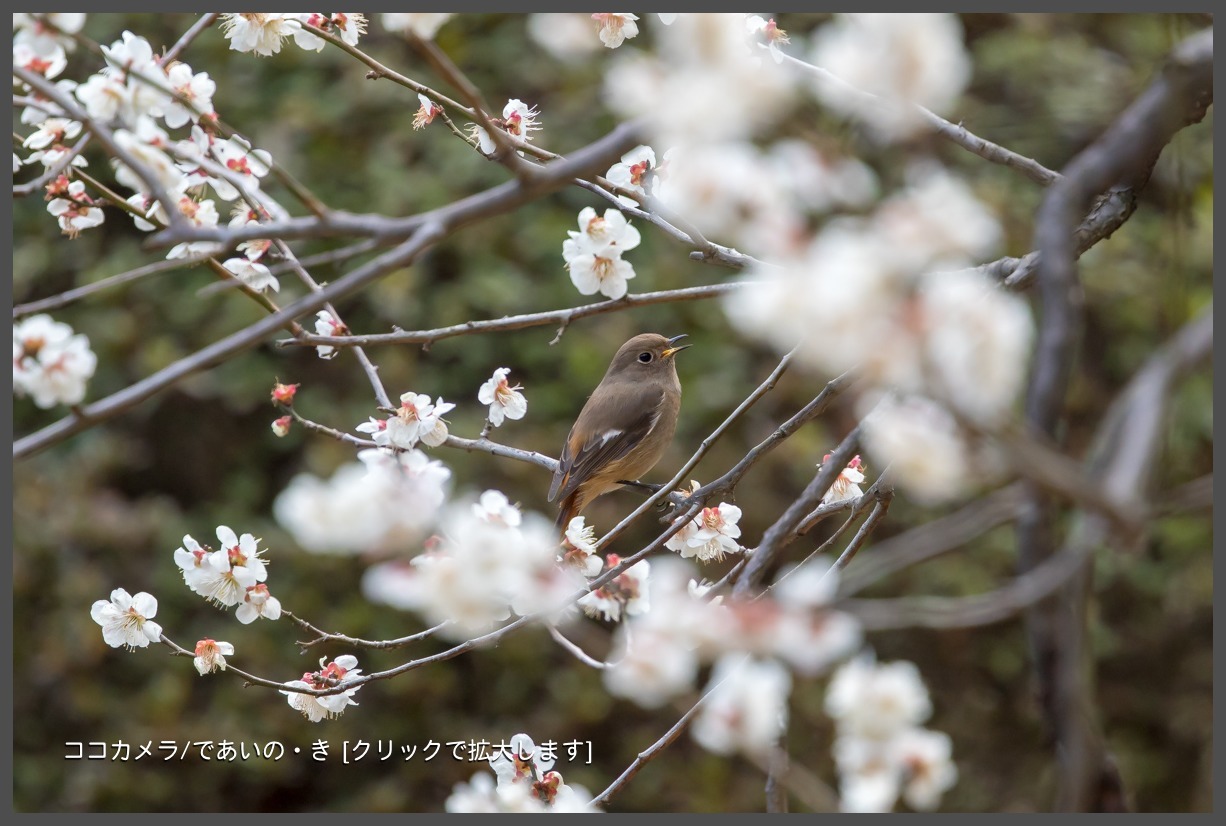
<box><xmin>12</xmin><ymin>13</ymin><xmax>1212</xmax><ymax>812</ymax></box>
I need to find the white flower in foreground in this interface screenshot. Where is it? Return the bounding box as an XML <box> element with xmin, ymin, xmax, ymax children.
<box><xmin>90</xmin><ymin>589</ymin><xmax>163</xmax><ymax>650</ymax></box>
<box><xmin>221</xmin><ymin>13</ymin><xmax>299</xmax><ymax>56</ymax></box>
<box><xmin>810</xmin><ymin>13</ymin><xmax>972</xmax><ymax>141</ymax></box>
<box><xmin>274</xmin><ymin>448</ymin><xmax>451</xmax><ymax>554</ymax></box>
<box><xmin>222</xmin><ymin>257</ymin><xmax>279</xmax><ymax>293</ymax></box>
<box><xmin>691</xmin><ymin>654</ymin><xmax>792</xmax><ymax>756</ymax></box>
<box><xmin>891</xmin><ymin>727</ymin><xmax>958</xmax><ymax>810</ymax></box>
<box><xmin>592</xmin><ymin>13</ymin><xmax>640</xmax><ymax>48</ymax></box>
<box><xmin>490</xmin><ymin>732</ymin><xmax>554</xmax><ymax>787</ymax></box>
<box><xmin>192</xmin><ymin>638</ymin><xmax>234</xmax><ymax>675</ymax></box>
<box><xmin>22</xmin><ymin>117</ymin><xmax>80</xmax><ymax>152</ymax></box>
<box><xmin>826</xmin><ymin>655</ymin><xmax>933</xmax><ymax>740</ymax></box>
<box><xmin>820</xmin><ymin>454</ymin><xmax>867</xmax><ymax>505</ymax></box>
<box><xmin>473</xmin><ymin>489</ymin><xmax>522</xmax><ymax>528</ymax></box>
<box><xmin>860</xmin><ymin>392</ymin><xmax>970</xmax><ymax>505</ymax></box>
<box><xmin>12</xmin><ymin>312</ymin><xmax>97</xmax><ymax>408</ymax></box>
<box><xmin>478</xmin><ymin>367</ymin><xmax>528</xmax><ymax>427</ymax></box>
<box><xmin>381</xmin><ymin>13</ymin><xmax>453</xmax><ymax>39</ymax></box>
<box><xmin>665</xmin><ymin>503</ymin><xmax>744</xmax><ymax>562</ymax></box>
<box><xmin>180</xmin><ymin>525</ymin><xmax>267</xmax><ymax>608</ymax></box>
<box><xmin>281</xmin><ymin>655</ymin><xmax>363</xmax><ymax>722</ymax></box>
<box><xmin>874</xmin><ymin>165</ymin><xmax>1002</xmax><ymax>272</ymax></box>
<box><xmin>162</xmin><ymin>63</ymin><xmax>216</xmax><ymax>128</ymax></box>
<box><xmin>393</xmin><ymin>391</ymin><xmax>456</xmax><ymax>448</ymax></box>
<box><xmin>526</xmin><ymin>14</ymin><xmax>602</xmax><ymax>62</ymax></box>
<box><xmin>745</xmin><ymin>15</ymin><xmax>790</xmax><ymax>63</ymax></box>
<box><xmin>603</xmin><ymin>628</ymin><xmax>700</xmax><ymax>706</ymax></box>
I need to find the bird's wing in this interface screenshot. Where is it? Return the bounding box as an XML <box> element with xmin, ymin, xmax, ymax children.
<box><xmin>548</xmin><ymin>384</ymin><xmax>665</xmax><ymax>504</ymax></box>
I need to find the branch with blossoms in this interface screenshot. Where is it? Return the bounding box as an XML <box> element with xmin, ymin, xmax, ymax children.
<box><xmin>15</xmin><ymin>12</ymin><xmax>1212</xmax><ymax>815</ymax></box>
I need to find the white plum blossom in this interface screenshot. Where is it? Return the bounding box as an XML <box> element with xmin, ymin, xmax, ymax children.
<box><xmin>236</xmin><ymin>583</ymin><xmax>282</xmax><ymax>624</ymax></box>
<box><xmin>312</xmin><ymin>310</ymin><xmax>346</xmax><ymax>359</ymax></box>
<box><xmin>478</xmin><ymin>367</ymin><xmax>528</xmax><ymax>427</ymax></box>
<box><xmin>810</xmin><ymin>13</ymin><xmax>972</xmax><ymax>141</ymax></box>
<box><xmin>192</xmin><ymin>638</ymin><xmax>234</xmax><ymax>675</ymax></box>
<box><xmin>161</xmin><ymin>63</ymin><xmax>216</xmax><ymax>129</ymax></box>
<box><xmin>22</xmin><ymin>117</ymin><xmax>81</xmax><ymax>152</ymax></box>
<box><xmin>381</xmin><ymin>13</ymin><xmax>453</xmax><ymax>39</ymax></box>
<box><xmin>665</xmin><ymin>502</ymin><xmax>744</xmax><ymax>562</ymax></box>
<box><xmin>176</xmin><ymin>525</ymin><xmax>268</xmax><ymax>608</ymax></box>
<box><xmin>605</xmin><ymin>144</ymin><xmax>657</xmax><ymax>205</ymax></box>
<box><xmin>579</xmin><ymin>553</ymin><xmax>650</xmax><ymax>621</ymax></box>
<box><xmin>45</xmin><ymin>178</ymin><xmax>104</xmax><ymax>237</ymax></box>
<box><xmin>281</xmin><ymin>655</ymin><xmax>363</xmax><ymax>722</ymax></box>
<box><xmin>745</xmin><ymin>15</ymin><xmax>790</xmax><ymax>63</ymax></box>
<box><xmin>213</xmin><ymin>135</ymin><xmax>271</xmax><ymax>191</ymax></box>
<box><xmin>501</xmin><ymin>99</ymin><xmax>541</xmax><ymax>142</ymax></box>
<box><xmin>826</xmin><ymin>655</ymin><xmax>933</xmax><ymax>740</ymax></box>
<box><xmin>592</xmin><ymin>13</ymin><xmax>640</xmax><ymax>48</ymax></box>
<box><xmin>820</xmin><ymin>454</ymin><xmax>867</xmax><ymax>505</ymax></box>
<box><xmin>290</xmin><ymin>13</ymin><xmax>366</xmax><ymax>52</ymax></box>
<box><xmin>891</xmin><ymin>728</ymin><xmax>959</xmax><ymax>811</ymax></box>
<box><xmin>413</xmin><ymin>93</ymin><xmax>443</xmax><ymax>130</ymax></box>
<box><xmin>165</xmin><ymin>196</ymin><xmax>223</xmax><ymax>259</ymax></box>
<box><xmin>90</xmin><ymin>588</ymin><xmax>163</xmax><ymax>650</ymax></box>
<box><xmin>560</xmin><ymin>516</ymin><xmax>602</xmax><ymax>578</ymax></box>
<box><xmin>692</xmin><ymin>654</ymin><xmax>793</xmax><ymax>756</ymax></box>
<box><xmin>562</xmin><ymin>206</ymin><xmax>641</xmax><ymax>299</ymax></box>
<box><xmin>222</xmin><ymin>257</ymin><xmax>279</xmax><ymax>293</ymax></box>
<box><xmin>112</xmin><ymin>126</ymin><xmax>186</xmax><ymax>196</ymax></box>
<box><xmin>765</xmin><ymin>138</ymin><xmax>879</xmax><ymax>213</ymax></box>
<box><xmin>374</xmin><ymin>391</ymin><xmax>455</xmax><ymax>448</ymax></box>
<box><xmin>446</xmin><ymin>771</ymin><xmax>544</xmax><ymax>813</ymax></box>
<box><xmin>603</xmin><ymin>625</ymin><xmax>700</xmax><ymax>709</ymax></box>
<box><xmin>13</xmin><ymin>313</ymin><xmax>97</xmax><ymax>408</ymax></box>
<box><xmin>221</xmin><ymin>14</ymin><xmax>300</xmax><ymax>57</ymax></box>
<box><xmin>273</xmin><ymin>448</ymin><xmax>452</xmax><ymax>554</ymax></box>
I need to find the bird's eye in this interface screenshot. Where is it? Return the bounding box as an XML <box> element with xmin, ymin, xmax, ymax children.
<box><xmin>638</xmin><ymin>352</ymin><xmax>653</xmax><ymax>363</ymax></box>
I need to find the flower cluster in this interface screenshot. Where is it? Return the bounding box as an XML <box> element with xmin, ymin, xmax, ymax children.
<box><xmin>602</xmin><ymin>555</ymin><xmax>863</xmax><ymax>759</ymax></box>
<box><xmin>274</xmin><ymin>448</ymin><xmax>452</xmax><ymax>554</ymax></box>
<box><xmin>446</xmin><ymin>733</ymin><xmax>597</xmax><ymax>813</ymax></box>
<box><xmin>221</xmin><ymin>14</ymin><xmax>366</xmax><ymax>57</ymax></box>
<box><xmin>664</xmin><ymin>501</ymin><xmax>745</xmax><ymax>562</ymax></box>
<box><xmin>174</xmin><ymin>525</ymin><xmax>282</xmax><ymax>624</ymax></box>
<box><xmin>13</xmin><ymin>313</ymin><xmax>98</xmax><ymax>408</ymax></box>
<box><xmin>357</xmin><ymin>390</ymin><xmax>456</xmax><ymax>450</ymax></box>
<box><xmin>825</xmin><ymin>656</ymin><xmax>958</xmax><ymax>812</ymax></box>
<box><xmin>562</xmin><ymin>205</ymin><xmax>642</xmax><ymax>300</ymax></box>
<box><xmin>360</xmin><ymin>493</ymin><xmax>585</xmax><ymax>640</ymax></box>
<box><xmin>281</xmin><ymin>655</ymin><xmax>364</xmax><ymax>722</ymax></box>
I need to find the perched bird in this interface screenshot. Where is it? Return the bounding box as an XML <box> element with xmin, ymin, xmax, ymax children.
<box><xmin>549</xmin><ymin>333</ymin><xmax>690</xmax><ymax>531</ymax></box>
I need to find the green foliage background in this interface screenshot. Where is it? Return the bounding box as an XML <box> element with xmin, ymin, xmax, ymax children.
<box><xmin>12</xmin><ymin>13</ymin><xmax>1212</xmax><ymax>813</ymax></box>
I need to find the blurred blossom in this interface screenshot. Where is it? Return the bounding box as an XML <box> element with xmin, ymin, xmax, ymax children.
<box><xmin>472</xmin><ymin>489</ymin><xmax>523</xmax><ymax>528</ymax></box>
<box><xmin>90</xmin><ymin>588</ymin><xmax>162</xmax><ymax>650</ymax></box>
<box><xmin>273</xmin><ymin>448</ymin><xmax>451</xmax><ymax>554</ymax></box>
<box><xmin>810</xmin><ymin>13</ymin><xmax>972</xmax><ymax>141</ymax></box>
<box><xmin>859</xmin><ymin>392</ymin><xmax>971</xmax><ymax>505</ymax></box>
<box><xmin>656</xmin><ymin>141</ymin><xmax>805</xmax><ymax>258</ymax></box>
<box><xmin>192</xmin><ymin>638</ymin><xmax>234</xmax><ymax>675</ymax></box>
<box><xmin>381</xmin><ymin>13</ymin><xmax>452</xmax><ymax>40</ymax></box>
<box><xmin>603</xmin><ymin>625</ymin><xmax>701</xmax><ymax>708</ymax></box>
<box><xmin>371</xmin><ymin>498</ymin><xmax>579</xmax><ymax>640</ymax></box>
<box><xmin>764</xmin><ymin>139</ymin><xmax>878</xmax><ymax>213</ymax></box>
<box><xmin>691</xmin><ymin>654</ymin><xmax>792</xmax><ymax>756</ymax></box>
<box><xmin>446</xmin><ymin>771</ymin><xmax>544</xmax><ymax>813</ymax></box>
<box><xmin>527</xmin><ymin>13</ymin><xmax>602</xmax><ymax>62</ymax></box>
<box><xmin>604</xmin><ymin>12</ymin><xmax>794</xmax><ymax>147</ymax></box>
<box><xmin>744</xmin><ymin>14</ymin><xmax>790</xmax><ymax>64</ymax></box>
<box><xmin>826</xmin><ymin>655</ymin><xmax>957</xmax><ymax>812</ymax></box>
<box><xmin>281</xmin><ymin>655</ymin><xmax>363</xmax><ymax>722</ymax></box>
<box><xmin>12</xmin><ymin>313</ymin><xmax>97</xmax><ymax>407</ymax></box>
<box><xmin>478</xmin><ymin>367</ymin><xmax>528</xmax><ymax>427</ymax></box>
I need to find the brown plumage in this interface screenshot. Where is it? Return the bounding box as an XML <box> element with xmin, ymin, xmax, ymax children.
<box><xmin>549</xmin><ymin>333</ymin><xmax>689</xmax><ymax>531</ymax></box>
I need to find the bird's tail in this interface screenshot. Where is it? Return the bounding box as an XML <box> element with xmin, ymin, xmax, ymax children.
<box><xmin>555</xmin><ymin>491</ymin><xmax>582</xmax><ymax>536</ymax></box>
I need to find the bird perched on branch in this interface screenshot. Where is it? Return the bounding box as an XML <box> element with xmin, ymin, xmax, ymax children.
<box><xmin>549</xmin><ymin>333</ymin><xmax>689</xmax><ymax>531</ymax></box>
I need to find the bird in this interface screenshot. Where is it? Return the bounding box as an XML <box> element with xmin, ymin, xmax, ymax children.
<box><xmin>549</xmin><ymin>332</ymin><xmax>690</xmax><ymax>532</ymax></box>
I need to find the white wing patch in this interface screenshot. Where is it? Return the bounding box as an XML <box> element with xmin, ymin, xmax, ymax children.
<box><xmin>599</xmin><ymin>429</ymin><xmax>624</xmax><ymax>444</ymax></box>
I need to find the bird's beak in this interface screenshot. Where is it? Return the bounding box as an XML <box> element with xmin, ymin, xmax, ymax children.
<box><xmin>662</xmin><ymin>334</ymin><xmax>691</xmax><ymax>359</ymax></box>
